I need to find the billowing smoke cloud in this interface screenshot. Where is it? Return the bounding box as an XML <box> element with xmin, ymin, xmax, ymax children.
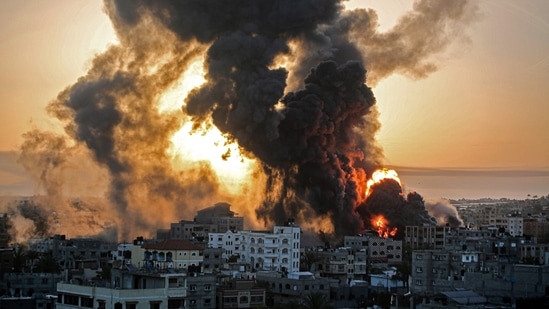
<box><xmin>18</xmin><ymin>0</ymin><xmax>477</xmax><ymax>241</ymax></box>
<box><xmin>425</xmin><ymin>198</ymin><xmax>463</xmax><ymax>227</ymax></box>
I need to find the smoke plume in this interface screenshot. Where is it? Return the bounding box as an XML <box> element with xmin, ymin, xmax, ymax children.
<box><xmin>18</xmin><ymin>0</ymin><xmax>477</xmax><ymax>241</ymax></box>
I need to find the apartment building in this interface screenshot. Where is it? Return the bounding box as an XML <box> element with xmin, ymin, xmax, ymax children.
<box><xmin>405</xmin><ymin>225</ymin><xmax>452</xmax><ymax>250</ymax></box>
<box><xmin>57</xmin><ymin>267</ymin><xmax>216</xmax><ymax>309</ymax></box>
<box><xmin>256</xmin><ymin>271</ymin><xmax>335</xmax><ymax>304</ymax></box>
<box><xmin>29</xmin><ymin>235</ymin><xmax>116</xmax><ymax>269</ymax></box>
<box><xmin>216</xmin><ymin>279</ymin><xmax>266</xmax><ymax>309</ymax></box>
<box><xmin>169</xmin><ymin>203</ymin><xmax>244</xmax><ymax>242</ymax></box>
<box><xmin>411</xmin><ymin>249</ymin><xmax>549</xmax><ymax>302</ymax></box>
<box><xmin>129</xmin><ymin>239</ymin><xmax>204</xmax><ymax>270</ymax></box>
<box><xmin>315</xmin><ymin>247</ymin><xmax>368</xmax><ymax>283</ymax></box>
<box><xmin>523</xmin><ymin>215</ymin><xmax>549</xmax><ymax>240</ymax></box>
<box><xmin>411</xmin><ymin>249</ymin><xmax>492</xmax><ymax>295</ymax></box>
<box><xmin>208</xmin><ymin>222</ymin><xmax>301</xmax><ymax>273</ymax></box>
<box><xmin>344</xmin><ymin>235</ymin><xmax>403</xmax><ymax>265</ymax></box>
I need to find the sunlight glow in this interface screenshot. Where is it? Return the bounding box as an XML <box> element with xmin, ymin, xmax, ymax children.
<box><xmin>157</xmin><ymin>59</ymin><xmax>256</xmax><ymax>194</ymax></box>
<box><xmin>168</xmin><ymin>121</ymin><xmax>256</xmax><ymax>194</ymax></box>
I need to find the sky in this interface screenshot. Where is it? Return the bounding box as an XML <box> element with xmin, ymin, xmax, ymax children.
<box><xmin>1</xmin><ymin>0</ymin><xmax>548</xmax><ymax>199</ymax></box>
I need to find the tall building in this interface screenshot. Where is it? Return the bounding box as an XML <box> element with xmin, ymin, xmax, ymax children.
<box><xmin>208</xmin><ymin>222</ymin><xmax>301</xmax><ymax>273</ymax></box>
<box><xmin>169</xmin><ymin>203</ymin><xmax>244</xmax><ymax>242</ymax></box>
<box><xmin>405</xmin><ymin>225</ymin><xmax>452</xmax><ymax>250</ymax></box>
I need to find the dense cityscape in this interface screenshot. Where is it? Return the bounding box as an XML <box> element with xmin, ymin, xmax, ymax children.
<box><xmin>1</xmin><ymin>195</ymin><xmax>549</xmax><ymax>309</ymax></box>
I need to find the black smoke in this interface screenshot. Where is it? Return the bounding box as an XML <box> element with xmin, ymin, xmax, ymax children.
<box><xmin>19</xmin><ymin>0</ymin><xmax>477</xmax><ymax>240</ymax></box>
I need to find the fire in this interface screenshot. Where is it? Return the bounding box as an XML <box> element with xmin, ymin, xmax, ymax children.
<box><xmin>371</xmin><ymin>214</ymin><xmax>397</xmax><ymax>238</ymax></box>
<box><xmin>168</xmin><ymin>121</ymin><xmax>256</xmax><ymax>194</ymax></box>
<box><xmin>159</xmin><ymin>57</ymin><xmax>257</xmax><ymax>194</ymax></box>
<box><xmin>365</xmin><ymin>168</ymin><xmax>401</xmax><ymax>198</ymax></box>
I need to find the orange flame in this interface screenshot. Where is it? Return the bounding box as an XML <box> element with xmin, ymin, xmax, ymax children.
<box><xmin>371</xmin><ymin>214</ymin><xmax>398</xmax><ymax>238</ymax></box>
<box><xmin>365</xmin><ymin>168</ymin><xmax>401</xmax><ymax>198</ymax></box>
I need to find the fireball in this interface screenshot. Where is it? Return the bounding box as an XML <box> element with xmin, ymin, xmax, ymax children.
<box><xmin>371</xmin><ymin>214</ymin><xmax>397</xmax><ymax>238</ymax></box>
<box><xmin>365</xmin><ymin>168</ymin><xmax>401</xmax><ymax>198</ymax></box>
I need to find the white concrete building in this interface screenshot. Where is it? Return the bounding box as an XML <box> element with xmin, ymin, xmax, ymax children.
<box><xmin>208</xmin><ymin>222</ymin><xmax>301</xmax><ymax>273</ymax></box>
<box><xmin>507</xmin><ymin>214</ymin><xmax>524</xmax><ymax>237</ymax></box>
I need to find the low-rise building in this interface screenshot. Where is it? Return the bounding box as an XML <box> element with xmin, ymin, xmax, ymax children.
<box><xmin>57</xmin><ymin>267</ymin><xmax>216</xmax><ymax>309</ymax></box>
<box><xmin>130</xmin><ymin>239</ymin><xmax>204</xmax><ymax>270</ymax></box>
<box><xmin>216</xmin><ymin>279</ymin><xmax>265</xmax><ymax>309</ymax></box>
<box><xmin>256</xmin><ymin>271</ymin><xmax>335</xmax><ymax>305</ymax></box>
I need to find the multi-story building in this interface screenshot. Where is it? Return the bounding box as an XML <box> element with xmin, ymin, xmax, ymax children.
<box><xmin>410</xmin><ymin>249</ymin><xmax>549</xmax><ymax>302</ymax></box>
<box><xmin>369</xmin><ymin>237</ymin><xmax>402</xmax><ymax>266</ymax></box>
<box><xmin>2</xmin><ymin>272</ymin><xmax>63</xmax><ymax>296</ymax></box>
<box><xmin>208</xmin><ymin>222</ymin><xmax>301</xmax><ymax>273</ymax></box>
<box><xmin>523</xmin><ymin>215</ymin><xmax>549</xmax><ymax>241</ymax></box>
<box><xmin>169</xmin><ymin>203</ymin><xmax>244</xmax><ymax>242</ymax></box>
<box><xmin>256</xmin><ymin>271</ymin><xmax>335</xmax><ymax>305</ymax></box>
<box><xmin>411</xmin><ymin>249</ymin><xmax>493</xmax><ymax>295</ymax></box>
<box><xmin>519</xmin><ymin>243</ymin><xmax>549</xmax><ymax>264</ymax></box>
<box><xmin>405</xmin><ymin>225</ymin><xmax>452</xmax><ymax>250</ymax></box>
<box><xmin>29</xmin><ymin>235</ymin><xmax>116</xmax><ymax>270</ymax></box>
<box><xmin>507</xmin><ymin>213</ymin><xmax>523</xmax><ymax>236</ymax></box>
<box><xmin>202</xmin><ymin>247</ymin><xmax>223</xmax><ymax>274</ymax></box>
<box><xmin>443</xmin><ymin>227</ymin><xmax>493</xmax><ymax>252</ymax></box>
<box><xmin>57</xmin><ymin>267</ymin><xmax>217</xmax><ymax>309</ymax></box>
<box><xmin>316</xmin><ymin>247</ymin><xmax>368</xmax><ymax>283</ymax></box>
<box><xmin>216</xmin><ymin>279</ymin><xmax>266</xmax><ymax>309</ymax></box>
<box><xmin>130</xmin><ymin>239</ymin><xmax>204</xmax><ymax>270</ymax></box>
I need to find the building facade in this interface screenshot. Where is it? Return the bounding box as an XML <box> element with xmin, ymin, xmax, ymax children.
<box><xmin>57</xmin><ymin>267</ymin><xmax>216</xmax><ymax>309</ymax></box>
<box><xmin>208</xmin><ymin>223</ymin><xmax>301</xmax><ymax>273</ymax></box>
<box><xmin>169</xmin><ymin>203</ymin><xmax>244</xmax><ymax>242</ymax></box>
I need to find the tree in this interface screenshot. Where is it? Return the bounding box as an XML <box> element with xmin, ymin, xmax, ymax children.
<box><xmin>26</xmin><ymin>250</ymin><xmax>40</xmax><ymax>273</ymax></box>
<box><xmin>100</xmin><ymin>264</ymin><xmax>112</xmax><ymax>280</ymax></box>
<box><xmin>35</xmin><ymin>252</ymin><xmax>61</xmax><ymax>273</ymax></box>
<box><xmin>12</xmin><ymin>245</ymin><xmax>27</xmax><ymax>272</ymax></box>
<box><xmin>301</xmin><ymin>292</ymin><xmax>333</xmax><ymax>309</ymax></box>
<box><xmin>300</xmin><ymin>250</ymin><xmax>320</xmax><ymax>272</ymax></box>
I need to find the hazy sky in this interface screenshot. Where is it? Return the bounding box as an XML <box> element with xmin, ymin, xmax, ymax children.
<box><xmin>1</xmin><ymin>0</ymin><xmax>548</xmax><ymax>199</ymax></box>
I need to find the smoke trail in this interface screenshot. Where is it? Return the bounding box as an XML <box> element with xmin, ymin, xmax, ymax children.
<box><xmin>18</xmin><ymin>0</ymin><xmax>477</xmax><ymax>240</ymax></box>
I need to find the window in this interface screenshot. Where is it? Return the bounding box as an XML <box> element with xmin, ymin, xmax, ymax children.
<box><xmin>81</xmin><ymin>298</ymin><xmax>94</xmax><ymax>308</ymax></box>
<box><xmin>125</xmin><ymin>302</ymin><xmax>137</xmax><ymax>309</ymax></box>
<box><xmin>97</xmin><ymin>300</ymin><xmax>106</xmax><ymax>309</ymax></box>
<box><xmin>64</xmin><ymin>295</ymin><xmax>78</xmax><ymax>306</ymax></box>
<box><xmin>149</xmin><ymin>301</ymin><xmax>161</xmax><ymax>309</ymax></box>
